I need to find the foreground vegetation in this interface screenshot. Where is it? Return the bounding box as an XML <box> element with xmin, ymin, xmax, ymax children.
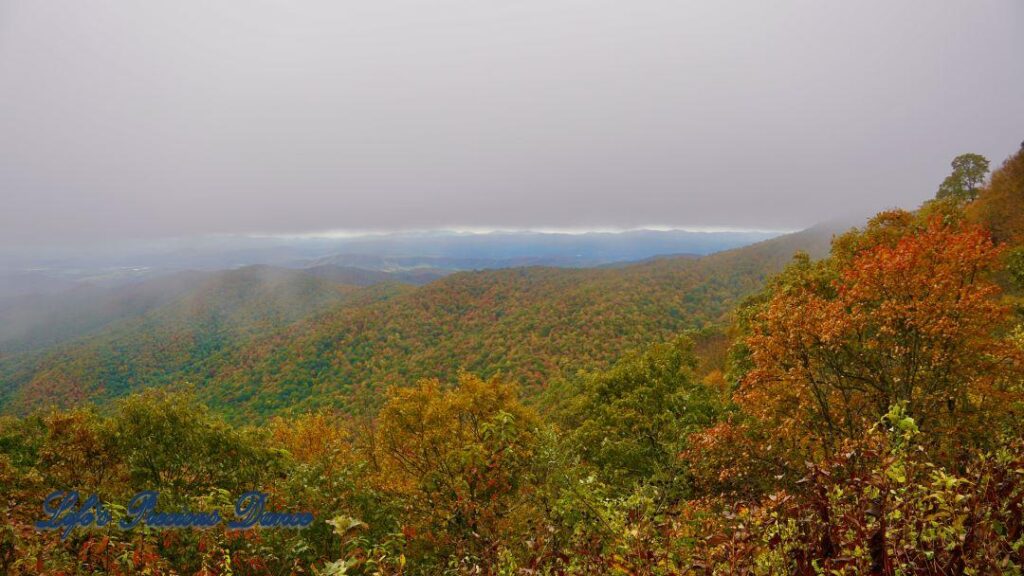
<box><xmin>2</xmin><ymin>146</ymin><xmax>1023</xmax><ymax>574</ymax></box>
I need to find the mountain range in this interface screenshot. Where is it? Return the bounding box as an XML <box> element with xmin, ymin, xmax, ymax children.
<box><xmin>0</xmin><ymin>223</ymin><xmax>837</xmax><ymax>419</ymax></box>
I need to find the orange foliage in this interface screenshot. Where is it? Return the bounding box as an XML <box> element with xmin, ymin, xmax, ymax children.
<box><xmin>968</xmin><ymin>146</ymin><xmax>1024</xmax><ymax>245</ymax></box>
<box><xmin>737</xmin><ymin>217</ymin><xmax>1021</xmax><ymax>469</ymax></box>
<box><xmin>270</xmin><ymin>411</ymin><xmax>353</xmax><ymax>468</ymax></box>
<box><xmin>369</xmin><ymin>374</ymin><xmax>543</xmax><ymax>566</ymax></box>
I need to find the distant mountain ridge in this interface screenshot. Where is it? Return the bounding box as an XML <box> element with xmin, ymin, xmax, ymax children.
<box><xmin>0</xmin><ymin>228</ymin><xmax>783</xmax><ymax>285</ymax></box>
<box><xmin>303</xmin><ymin>264</ymin><xmax>450</xmax><ymax>286</ymax></box>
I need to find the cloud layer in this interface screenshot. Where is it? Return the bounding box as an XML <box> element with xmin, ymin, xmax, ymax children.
<box><xmin>1</xmin><ymin>1</ymin><xmax>1022</xmax><ymax>246</ymax></box>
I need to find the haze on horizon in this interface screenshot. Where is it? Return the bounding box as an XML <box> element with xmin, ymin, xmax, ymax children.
<box><xmin>1</xmin><ymin>1</ymin><xmax>1022</xmax><ymax>247</ymax></box>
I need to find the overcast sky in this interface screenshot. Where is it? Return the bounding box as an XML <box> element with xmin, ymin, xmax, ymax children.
<box><xmin>1</xmin><ymin>1</ymin><xmax>1022</xmax><ymax>246</ymax></box>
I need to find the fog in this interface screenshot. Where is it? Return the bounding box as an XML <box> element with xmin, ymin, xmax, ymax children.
<box><xmin>1</xmin><ymin>1</ymin><xmax>1022</xmax><ymax>247</ymax></box>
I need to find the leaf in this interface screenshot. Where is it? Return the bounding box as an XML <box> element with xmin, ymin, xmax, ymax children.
<box><xmin>326</xmin><ymin>515</ymin><xmax>367</xmax><ymax>538</ymax></box>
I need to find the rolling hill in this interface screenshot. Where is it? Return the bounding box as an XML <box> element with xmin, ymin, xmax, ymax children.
<box><xmin>194</xmin><ymin>223</ymin><xmax>837</xmax><ymax>418</ymax></box>
<box><xmin>0</xmin><ymin>266</ymin><xmax>411</xmax><ymax>411</ymax></box>
<box><xmin>0</xmin><ymin>224</ymin><xmax>838</xmax><ymax>419</ymax></box>
<box><xmin>0</xmin><ymin>271</ymin><xmax>208</xmax><ymax>355</ymax></box>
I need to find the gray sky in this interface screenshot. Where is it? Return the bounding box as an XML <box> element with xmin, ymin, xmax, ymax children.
<box><xmin>1</xmin><ymin>1</ymin><xmax>1022</xmax><ymax>246</ymax></box>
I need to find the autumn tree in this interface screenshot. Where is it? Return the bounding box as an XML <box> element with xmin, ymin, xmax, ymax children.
<box><xmin>735</xmin><ymin>215</ymin><xmax>1021</xmax><ymax>467</ymax></box>
<box><xmin>368</xmin><ymin>374</ymin><xmax>544</xmax><ymax>570</ymax></box>
<box><xmin>265</xmin><ymin>411</ymin><xmax>382</xmax><ymax>570</ymax></box>
<box><xmin>36</xmin><ymin>409</ymin><xmax>125</xmax><ymax>497</ymax></box>
<box><xmin>967</xmin><ymin>146</ymin><xmax>1024</xmax><ymax>245</ymax></box>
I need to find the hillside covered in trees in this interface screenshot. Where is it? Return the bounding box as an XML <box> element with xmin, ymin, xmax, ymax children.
<box><xmin>0</xmin><ymin>144</ymin><xmax>1022</xmax><ymax>575</ymax></box>
<box><xmin>0</xmin><ymin>224</ymin><xmax>834</xmax><ymax>419</ymax></box>
<box><xmin>0</xmin><ymin>267</ymin><xmax>411</xmax><ymax>413</ymax></box>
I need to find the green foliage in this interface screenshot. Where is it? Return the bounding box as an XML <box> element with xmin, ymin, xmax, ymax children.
<box><xmin>0</xmin><ymin>393</ymin><xmax>275</xmax><ymax>574</ymax></box>
<box><xmin>557</xmin><ymin>336</ymin><xmax>723</xmax><ymax>498</ymax></box>
<box><xmin>936</xmin><ymin>152</ymin><xmax>990</xmax><ymax>203</ymax></box>
<box><xmin>110</xmin><ymin>390</ymin><xmax>283</xmax><ymax>499</ymax></box>
<box><xmin>692</xmin><ymin>413</ymin><xmax>1024</xmax><ymax>575</ymax></box>
<box><xmin>1008</xmin><ymin>246</ymin><xmax>1024</xmax><ymax>289</ymax></box>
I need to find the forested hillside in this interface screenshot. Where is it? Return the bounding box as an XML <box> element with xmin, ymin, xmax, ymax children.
<box><xmin>202</xmin><ymin>223</ymin><xmax>835</xmax><ymax>417</ymax></box>
<box><xmin>0</xmin><ymin>224</ymin><xmax>835</xmax><ymax>419</ymax></box>
<box><xmin>0</xmin><ymin>267</ymin><xmax>409</xmax><ymax>412</ymax></box>
<box><xmin>2</xmin><ymin>145</ymin><xmax>1022</xmax><ymax>575</ymax></box>
<box><xmin>0</xmin><ymin>271</ymin><xmax>209</xmax><ymax>355</ymax></box>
